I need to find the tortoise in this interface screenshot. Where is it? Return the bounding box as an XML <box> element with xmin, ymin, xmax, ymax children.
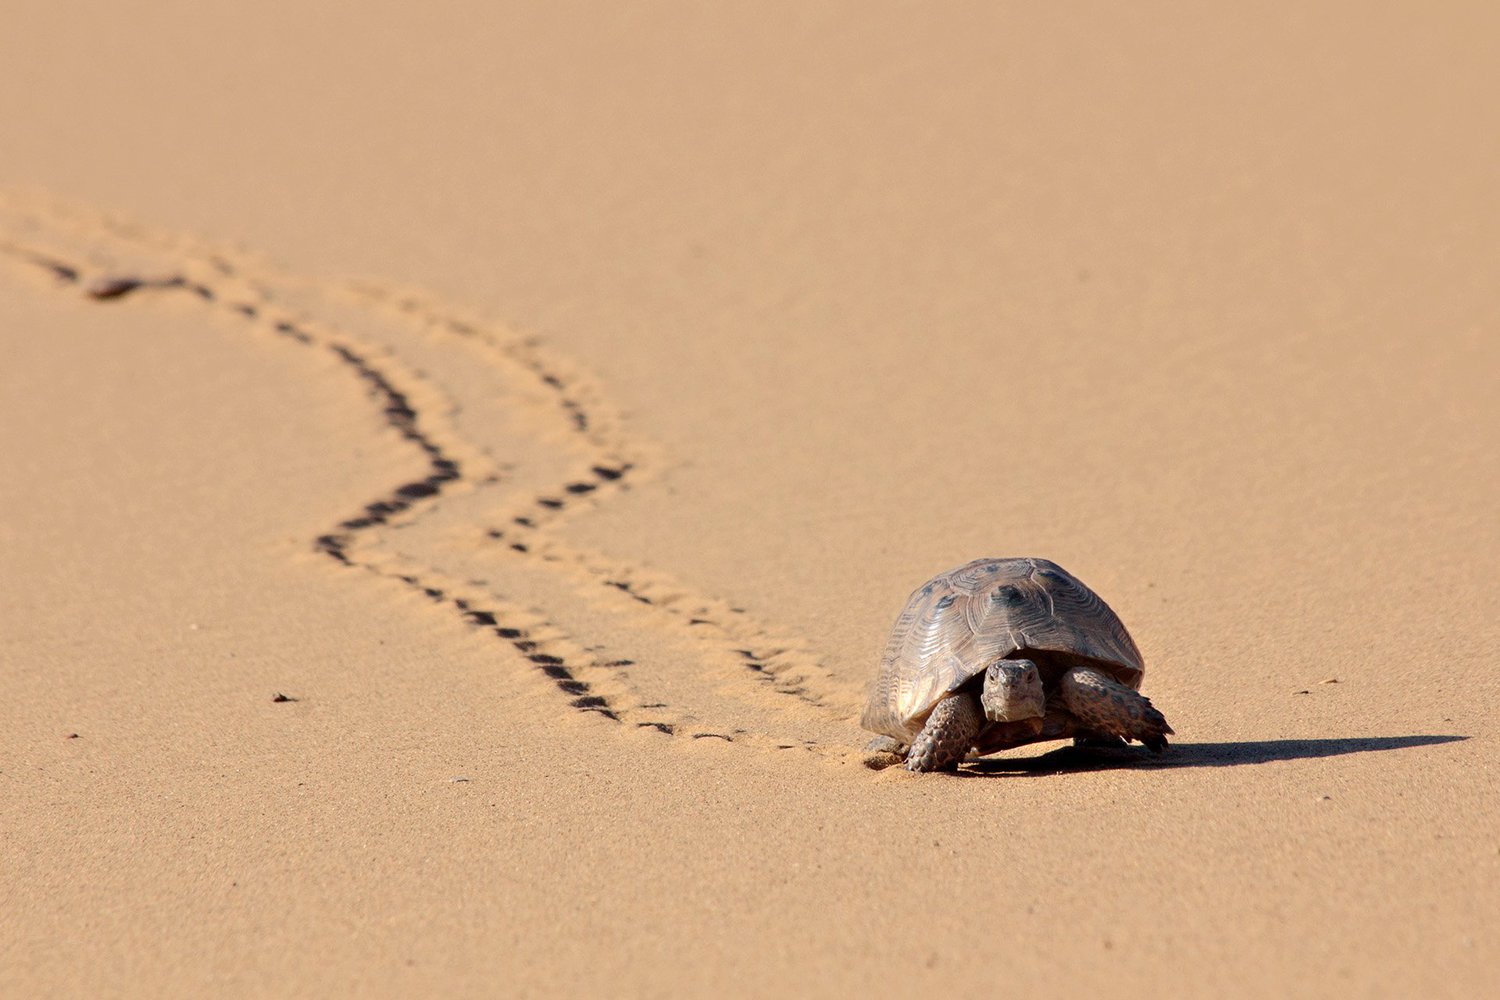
<box><xmin>861</xmin><ymin>557</ymin><xmax>1172</xmax><ymax>771</ymax></box>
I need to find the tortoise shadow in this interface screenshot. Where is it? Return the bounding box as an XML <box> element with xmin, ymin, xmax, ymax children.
<box><xmin>959</xmin><ymin>734</ymin><xmax>1469</xmax><ymax>776</ymax></box>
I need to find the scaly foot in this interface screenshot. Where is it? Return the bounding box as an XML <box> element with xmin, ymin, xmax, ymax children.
<box><xmin>905</xmin><ymin>691</ymin><xmax>983</xmax><ymax>771</ymax></box>
<box><xmin>1059</xmin><ymin>666</ymin><xmax>1173</xmax><ymax>752</ymax></box>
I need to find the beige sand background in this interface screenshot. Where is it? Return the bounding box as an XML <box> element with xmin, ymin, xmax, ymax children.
<box><xmin>2</xmin><ymin>2</ymin><xmax>1497</xmax><ymax>996</ymax></box>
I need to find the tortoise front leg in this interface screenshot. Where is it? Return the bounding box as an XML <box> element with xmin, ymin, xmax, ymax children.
<box><xmin>1059</xmin><ymin>666</ymin><xmax>1173</xmax><ymax>752</ymax></box>
<box><xmin>905</xmin><ymin>691</ymin><xmax>983</xmax><ymax>772</ymax></box>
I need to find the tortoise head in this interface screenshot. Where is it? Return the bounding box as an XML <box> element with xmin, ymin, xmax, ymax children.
<box><xmin>980</xmin><ymin>658</ymin><xmax>1045</xmax><ymax>724</ymax></box>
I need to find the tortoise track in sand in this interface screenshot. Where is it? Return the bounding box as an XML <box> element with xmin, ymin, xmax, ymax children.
<box><xmin>0</xmin><ymin>193</ymin><xmax>850</xmax><ymax>756</ymax></box>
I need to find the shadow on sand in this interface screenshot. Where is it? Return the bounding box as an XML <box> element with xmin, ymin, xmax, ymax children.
<box><xmin>959</xmin><ymin>734</ymin><xmax>1468</xmax><ymax>776</ymax></box>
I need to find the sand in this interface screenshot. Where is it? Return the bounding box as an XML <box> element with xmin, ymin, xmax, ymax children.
<box><xmin>2</xmin><ymin>3</ymin><xmax>1497</xmax><ymax>996</ymax></box>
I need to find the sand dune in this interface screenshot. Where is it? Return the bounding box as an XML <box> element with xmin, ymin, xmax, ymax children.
<box><xmin>2</xmin><ymin>4</ymin><xmax>1498</xmax><ymax>997</ymax></box>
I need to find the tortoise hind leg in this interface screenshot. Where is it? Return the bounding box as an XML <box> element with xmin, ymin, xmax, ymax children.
<box><xmin>865</xmin><ymin>735</ymin><xmax>908</xmax><ymax>755</ymax></box>
<box><xmin>1059</xmin><ymin>666</ymin><xmax>1173</xmax><ymax>752</ymax></box>
<box><xmin>862</xmin><ymin>735</ymin><xmax>909</xmax><ymax>769</ymax></box>
<box><xmin>905</xmin><ymin>691</ymin><xmax>983</xmax><ymax>772</ymax></box>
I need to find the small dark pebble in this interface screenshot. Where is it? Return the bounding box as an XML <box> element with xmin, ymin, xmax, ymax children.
<box><xmin>272</xmin><ymin>692</ymin><xmax>298</xmax><ymax>703</ymax></box>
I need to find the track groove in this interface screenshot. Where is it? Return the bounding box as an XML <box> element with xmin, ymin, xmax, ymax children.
<box><xmin>0</xmin><ymin>193</ymin><xmax>848</xmax><ymax>754</ymax></box>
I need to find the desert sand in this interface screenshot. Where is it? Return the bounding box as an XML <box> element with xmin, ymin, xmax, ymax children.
<box><xmin>2</xmin><ymin>3</ymin><xmax>1497</xmax><ymax>997</ymax></box>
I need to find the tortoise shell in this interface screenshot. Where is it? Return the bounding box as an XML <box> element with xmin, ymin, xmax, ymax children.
<box><xmin>861</xmin><ymin>557</ymin><xmax>1143</xmax><ymax>741</ymax></box>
